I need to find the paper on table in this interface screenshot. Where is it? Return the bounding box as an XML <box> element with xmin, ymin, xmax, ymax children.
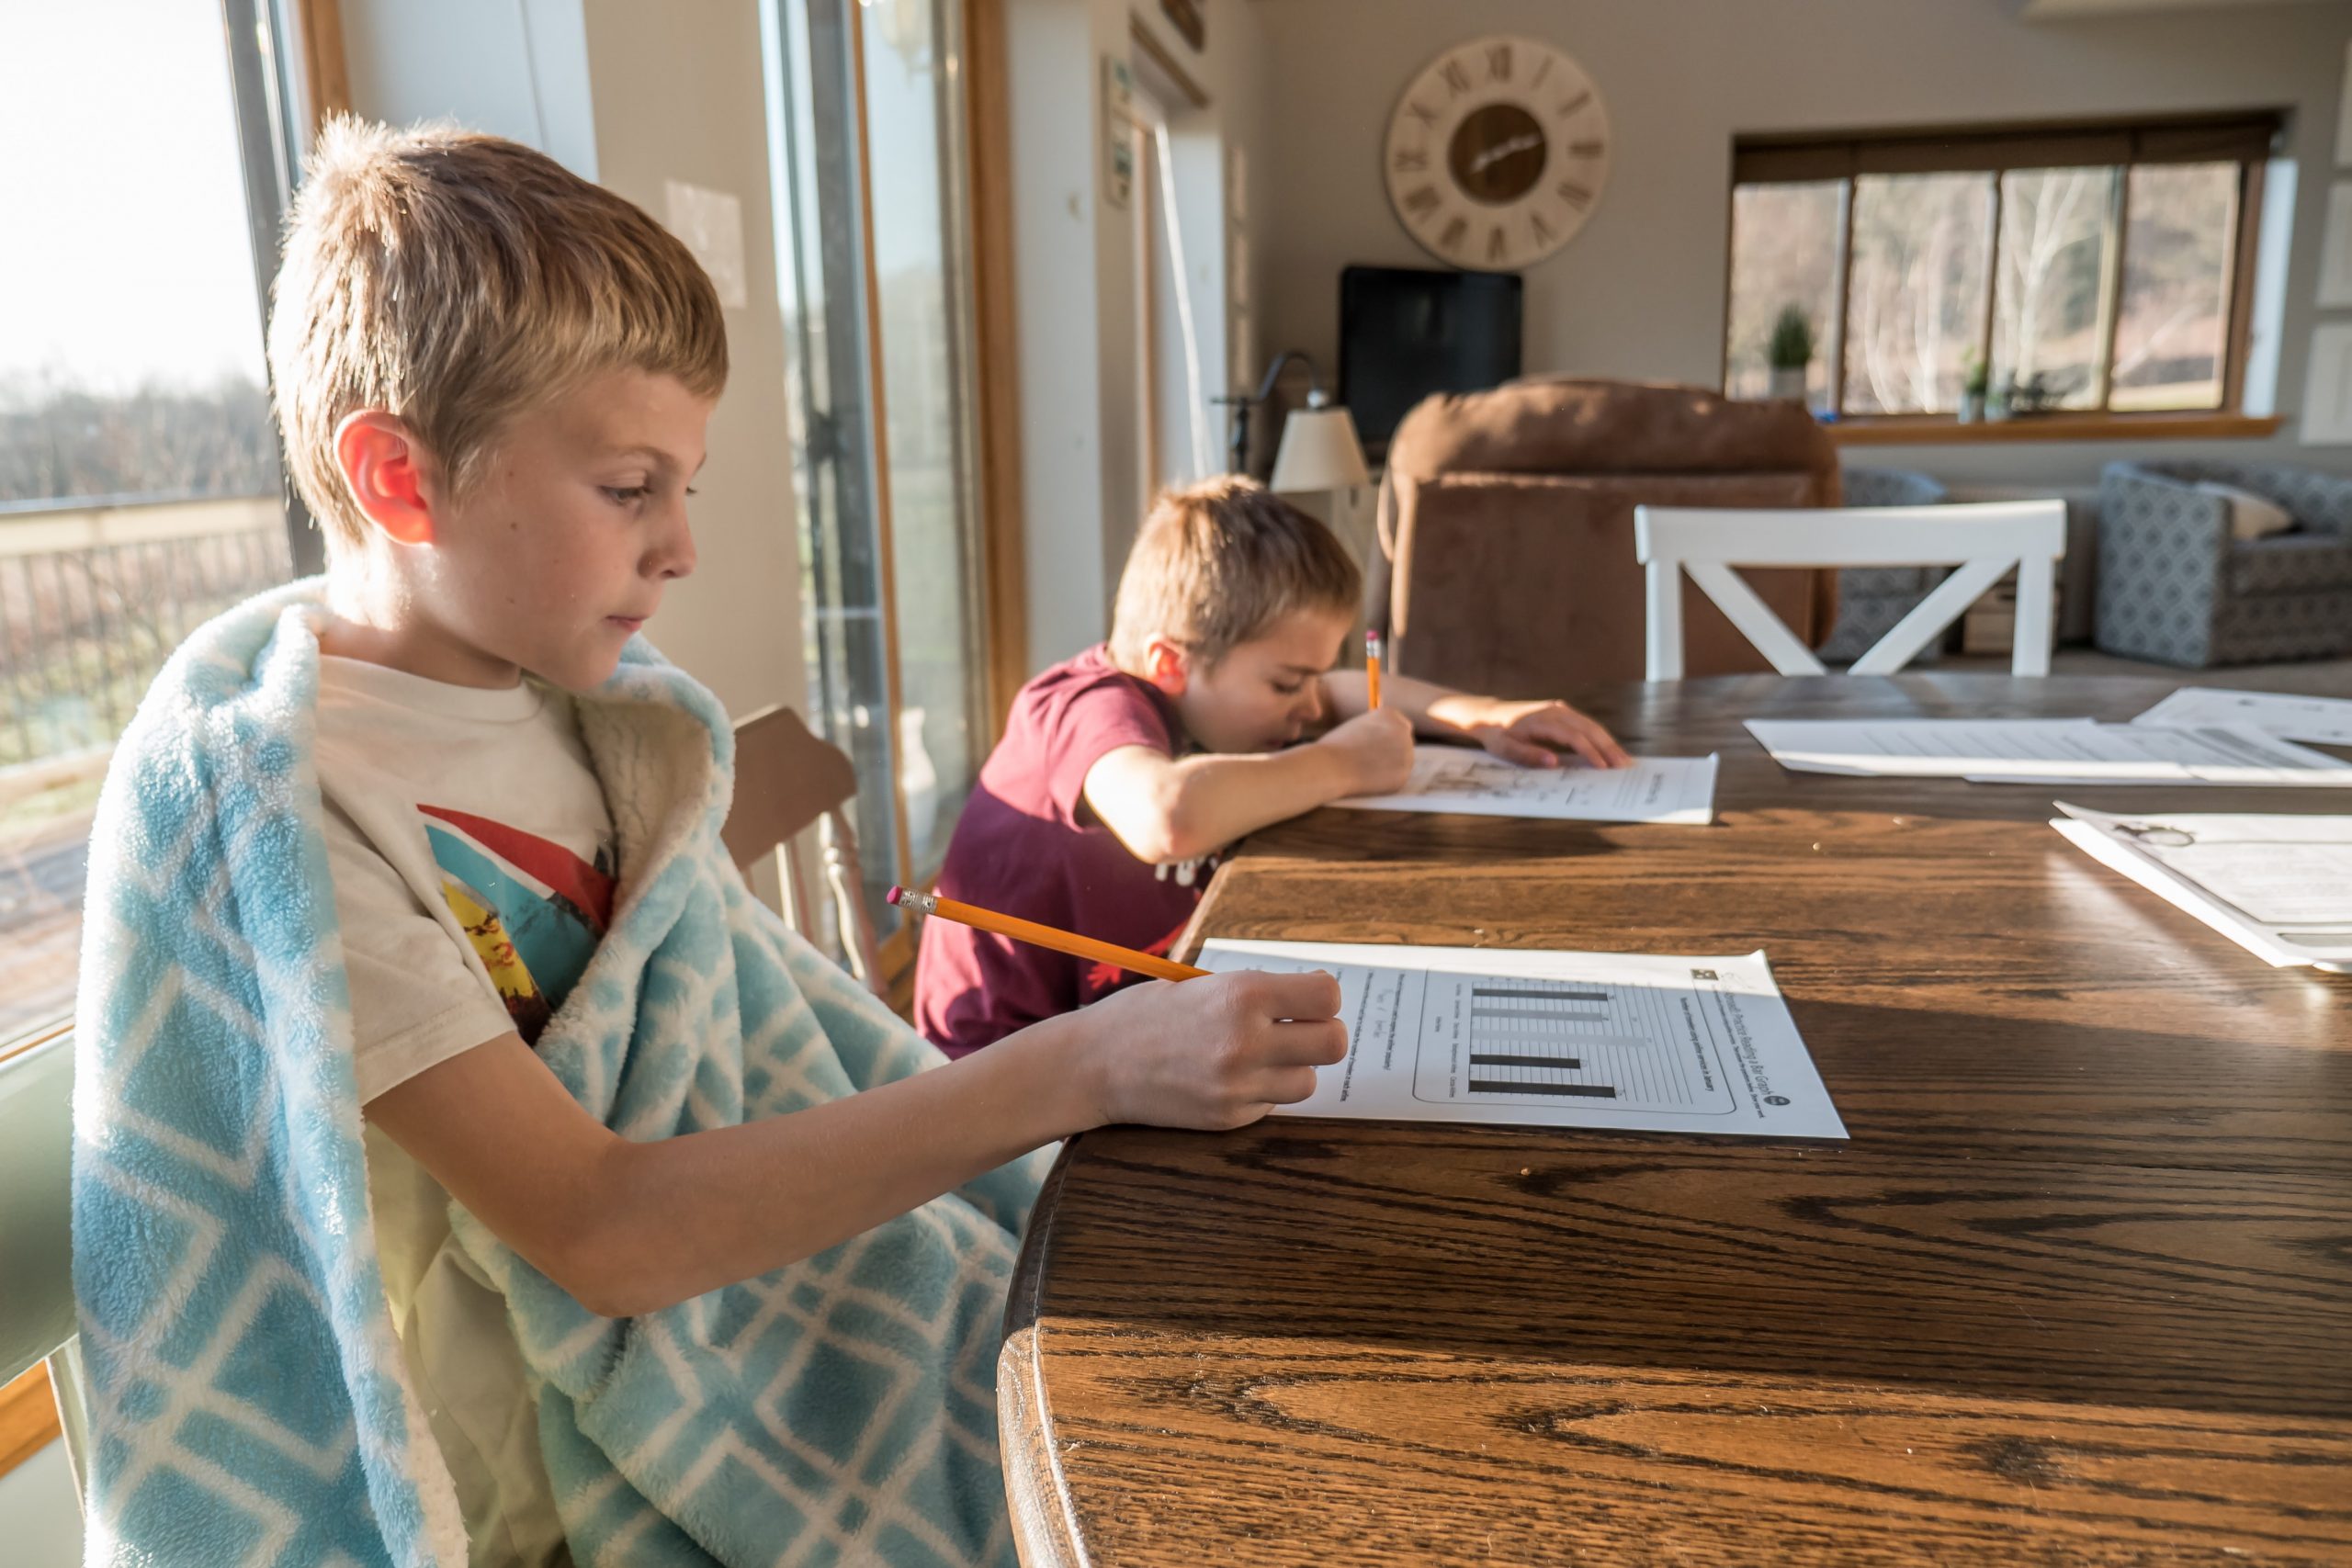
<box><xmin>1745</xmin><ymin>717</ymin><xmax>2352</xmax><ymax>786</ymax></box>
<box><xmin>1196</xmin><ymin>939</ymin><xmax>1847</xmax><ymax>1139</ymax></box>
<box><xmin>1333</xmin><ymin>747</ymin><xmax>1718</xmax><ymax>823</ymax></box>
<box><xmin>2131</xmin><ymin>687</ymin><xmax>2352</xmax><ymax>748</ymax></box>
<box><xmin>2051</xmin><ymin>803</ymin><xmax>2352</xmax><ymax>972</ymax></box>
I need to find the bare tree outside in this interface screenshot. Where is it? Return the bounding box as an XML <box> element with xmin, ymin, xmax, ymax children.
<box><xmin>1843</xmin><ymin>173</ymin><xmax>1993</xmax><ymax>415</ymax></box>
<box><xmin>2113</xmin><ymin>163</ymin><xmax>2238</xmax><ymax>411</ymax></box>
<box><xmin>0</xmin><ymin>372</ymin><xmax>277</xmax><ymax>505</ymax></box>
<box><xmin>1992</xmin><ymin>167</ymin><xmax>2112</xmax><ymax>411</ymax></box>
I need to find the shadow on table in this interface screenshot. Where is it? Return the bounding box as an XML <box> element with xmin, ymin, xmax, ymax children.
<box><xmin>1024</xmin><ymin>996</ymin><xmax>2352</xmax><ymax>1423</ymax></box>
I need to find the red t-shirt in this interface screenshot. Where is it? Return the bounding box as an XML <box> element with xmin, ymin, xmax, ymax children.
<box><xmin>914</xmin><ymin>645</ymin><xmax>1216</xmax><ymax>1056</ymax></box>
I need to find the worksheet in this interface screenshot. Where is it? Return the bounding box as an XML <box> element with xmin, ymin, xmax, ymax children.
<box><xmin>1196</xmin><ymin>939</ymin><xmax>1847</xmax><ymax>1139</ymax></box>
<box><xmin>1333</xmin><ymin>747</ymin><xmax>1718</xmax><ymax>823</ymax></box>
<box><xmin>2052</xmin><ymin>803</ymin><xmax>2352</xmax><ymax>971</ymax></box>
<box><xmin>2131</xmin><ymin>688</ymin><xmax>2352</xmax><ymax>748</ymax></box>
<box><xmin>1745</xmin><ymin>717</ymin><xmax>2352</xmax><ymax>786</ymax></box>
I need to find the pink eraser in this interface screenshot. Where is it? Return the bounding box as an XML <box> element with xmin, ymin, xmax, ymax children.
<box><xmin>886</xmin><ymin>886</ymin><xmax>905</xmax><ymax>906</ymax></box>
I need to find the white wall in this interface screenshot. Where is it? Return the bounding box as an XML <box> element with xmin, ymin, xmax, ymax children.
<box><xmin>1003</xmin><ymin>0</ymin><xmax>1273</xmax><ymax>668</ymax></box>
<box><xmin>1248</xmin><ymin>0</ymin><xmax>2352</xmax><ymax>491</ymax></box>
<box><xmin>342</xmin><ymin>0</ymin><xmax>808</xmax><ymax>722</ymax></box>
<box><xmin>577</xmin><ymin>0</ymin><xmax>808</xmax><ymax>722</ymax></box>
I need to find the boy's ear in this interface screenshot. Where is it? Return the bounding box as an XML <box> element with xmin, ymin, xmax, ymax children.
<box><xmin>333</xmin><ymin>411</ymin><xmax>437</xmax><ymax>546</ymax></box>
<box><xmin>1141</xmin><ymin>636</ymin><xmax>1190</xmax><ymax>696</ymax></box>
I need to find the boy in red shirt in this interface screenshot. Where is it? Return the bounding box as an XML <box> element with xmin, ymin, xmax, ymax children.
<box><xmin>915</xmin><ymin>476</ymin><xmax>1630</xmax><ymax>1055</ymax></box>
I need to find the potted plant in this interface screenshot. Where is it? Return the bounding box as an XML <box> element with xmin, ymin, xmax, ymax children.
<box><xmin>1767</xmin><ymin>305</ymin><xmax>1814</xmax><ymax>402</ymax></box>
<box><xmin>1960</xmin><ymin>353</ymin><xmax>1988</xmax><ymax>423</ymax></box>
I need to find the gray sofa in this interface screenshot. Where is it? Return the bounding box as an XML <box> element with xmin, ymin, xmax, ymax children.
<box><xmin>2097</xmin><ymin>460</ymin><xmax>2352</xmax><ymax>668</ymax></box>
<box><xmin>1820</xmin><ymin>466</ymin><xmax>1951</xmax><ymax>665</ymax></box>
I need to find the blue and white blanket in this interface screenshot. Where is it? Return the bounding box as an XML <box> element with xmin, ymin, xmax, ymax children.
<box><xmin>72</xmin><ymin>582</ymin><xmax>1044</xmax><ymax>1566</ymax></box>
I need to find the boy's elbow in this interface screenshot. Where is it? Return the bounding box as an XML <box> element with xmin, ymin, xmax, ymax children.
<box><xmin>532</xmin><ymin>1222</ymin><xmax>643</xmax><ymax>1318</ymax></box>
<box><xmin>532</xmin><ymin>1156</ymin><xmax>691</xmax><ymax>1319</ymax></box>
<box><xmin>1133</xmin><ymin>795</ymin><xmax>1207</xmax><ymax>865</ymax></box>
<box><xmin>546</xmin><ymin>1228</ymin><xmax>684</xmax><ymax>1320</ymax></box>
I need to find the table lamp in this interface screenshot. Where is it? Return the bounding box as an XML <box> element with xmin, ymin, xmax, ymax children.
<box><xmin>1270</xmin><ymin>389</ymin><xmax>1370</xmax><ymax>493</ymax></box>
<box><xmin>1217</xmin><ymin>350</ymin><xmax>1369</xmax><ymax>491</ymax></box>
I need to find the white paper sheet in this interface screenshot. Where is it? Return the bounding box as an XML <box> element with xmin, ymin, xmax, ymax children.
<box><xmin>2051</xmin><ymin>803</ymin><xmax>2352</xmax><ymax>972</ymax></box>
<box><xmin>1333</xmin><ymin>747</ymin><xmax>1718</xmax><ymax>823</ymax></box>
<box><xmin>2131</xmin><ymin>688</ymin><xmax>2352</xmax><ymax>748</ymax></box>
<box><xmin>1746</xmin><ymin>717</ymin><xmax>2352</xmax><ymax>786</ymax></box>
<box><xmin>1196</xmin><ymin>939</ymin><xmax>1847</xmax><ymax>1139</ymax></box>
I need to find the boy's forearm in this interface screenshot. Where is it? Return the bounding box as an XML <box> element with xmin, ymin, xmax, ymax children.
<box><xmin>1158</xmin><ymin>744</ymin><xmax>1359</xmax><ymax>857</ymax></box>
<box><xmin>580</xmin><ymin>1015</ymin><xmax>1094</xmax><ymax>1314</ymax></box>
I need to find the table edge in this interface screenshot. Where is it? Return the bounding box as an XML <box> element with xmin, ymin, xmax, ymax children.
<box><xmin>1000</xmin><ymin>1139</ymin><xmax>1085</xmax><ymax>1568</ymax></box>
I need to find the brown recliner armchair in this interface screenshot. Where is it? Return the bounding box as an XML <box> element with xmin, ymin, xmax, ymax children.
<box><xmin>1372</xmin><ymin>378</ymin><xmax>1842</xmax><ymax>693</ymax></box>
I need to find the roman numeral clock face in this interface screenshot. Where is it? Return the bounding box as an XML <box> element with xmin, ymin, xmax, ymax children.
<box><xmin>1385</xmin><ymin>37</ymin><xmax>1611</xmax><ymax>272</ymax></box>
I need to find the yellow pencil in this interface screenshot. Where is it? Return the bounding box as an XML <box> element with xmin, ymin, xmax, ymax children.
<box><xmin>888</xmin><ymin>886</ymin><xmax>1208</xmax><ymax>983</ymax></box>
<box><xmin>1365</xmin><ymin>629</ymin><xmax>1383</xmax><ymax>709</ymax></box>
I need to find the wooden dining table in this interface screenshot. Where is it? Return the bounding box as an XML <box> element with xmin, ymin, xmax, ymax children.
<box><xmin>996</xmin><ymin>674</ymin><xmax>2352</xmax><ymax>1566</ymax></box>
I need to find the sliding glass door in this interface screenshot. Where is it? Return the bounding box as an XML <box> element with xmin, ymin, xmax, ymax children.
<box><xmin>765</xmin><ymin>0</ymin><xmax>991</xmax><ymax>957</ymax></box>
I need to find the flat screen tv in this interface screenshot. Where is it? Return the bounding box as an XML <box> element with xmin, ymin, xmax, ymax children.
<box><xmin>1338</xmin><ymin>265</ymin><xmax>1523</xmax><ymax>459</ymax></box>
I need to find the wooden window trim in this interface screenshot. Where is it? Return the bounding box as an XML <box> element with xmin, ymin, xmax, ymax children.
<box><xmin>965</xmin><ymin>0</ymin><xmax>1030</xmax><ymax>740</ymax></box>
<box><xmin>1829</xmin><ymin>411</ymin><xmax>2282</xmax><ymax>446</ymax></box>
<box><xmin>0</xmin><ymin>1368</ymin><xmax>62</xmax><ymax>1481</ymax></box>
<box><xmin>291</xmin><ymin>0</ymin><xmax>351</xmax><ymax>131</ymax></box>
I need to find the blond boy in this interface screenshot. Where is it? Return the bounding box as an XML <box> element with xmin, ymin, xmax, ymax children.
<box><xmin>915</xmin><ymin>477</ymin><xmax>1629</xmax><ymax>1055</ymax></box>
<box><xmin>73</xmin><ymin>122</ymin><xmax>1340</xmax><ymax>1568</ymax></box>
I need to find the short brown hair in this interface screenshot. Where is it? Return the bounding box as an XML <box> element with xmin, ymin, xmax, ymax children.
<box><xmin>268</xmin><ymin>118</ymin><xmax>729</xmax><ymax>550</ymax></box>
<box><xmin>1108</xmin><ymin>477</ymin><xmax>1362</xmax><ymax>669</ymax></box>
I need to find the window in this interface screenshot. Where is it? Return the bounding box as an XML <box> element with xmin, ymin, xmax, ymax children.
<box><xmin>766</xmin><ymin>0</ymin><xmax>994</xmax><ymax>962</ymax></box>
<box><xmin>0</xmin><ymin>0</ymin><xmax>304</xmax><ymax>1046</ymax></box>
<box><xmin>1725</xmin><ymin>115</ymin><xmax>2276</xmax><ymax>424</ymax></box>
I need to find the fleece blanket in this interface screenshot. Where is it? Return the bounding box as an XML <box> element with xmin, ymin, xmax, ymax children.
<box><xmin>71</xmin><ymin>581</ymin><xmax>1045</xmax><ymax>1566</ymax></box>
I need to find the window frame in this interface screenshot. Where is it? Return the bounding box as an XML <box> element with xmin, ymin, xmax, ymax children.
<box><xmin>222</xmin><ymin>0</ymin><xmax>329</xmax><ymax>571</ymax></box>
<box><xmin>764</xmin><ymin>0</ymin><xmax>1009</xmax><ymax>989</ymax></box>
<box><xmin>1723</xmin><ymin>112</ymin><xmax>2279</xmax><ymax>434</ymax></box>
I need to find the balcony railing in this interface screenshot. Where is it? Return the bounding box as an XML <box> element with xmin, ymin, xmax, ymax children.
<box><xmin>1</xmin><ymin>491</ymin><xmax>290</xmax><ymax>1043</ymax></box>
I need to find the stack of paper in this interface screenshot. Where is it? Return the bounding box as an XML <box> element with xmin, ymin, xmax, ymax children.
<box><xmin>2051</xmin><ymin>803</ymin><xmax>2352</xmax><ymax>972</ymax></box>
<box><xmin>1196</xmin><ymin>939</ymin><xmax>1846</xmax><ymax>1137</ymax></box>
<box><xmin>2131</xmin><ymin>687</ymin><xmax>2352</xmax><ymax>747</ymax></box>
<box><xmin>1745</xmin><ymin>717</ymin><xmax>2352</xmax><ymax>786</ymax></box>
<box><xmin>1333</xmin><ymin>747</ymin><xmax>1719</xmax><ymax>823</ymax></box>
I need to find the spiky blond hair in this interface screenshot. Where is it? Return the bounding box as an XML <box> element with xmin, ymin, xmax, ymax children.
<box><xmin>267</xmin><ymin>118</ymin><xmax>728</xmax><ymax>549</ymax></box>
<box><xmin>1109</xmin><ymin>477</ymin><xmax>1362</xmax><ymax>669</ymax></box>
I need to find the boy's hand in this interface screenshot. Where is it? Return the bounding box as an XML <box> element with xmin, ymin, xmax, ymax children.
<box><xmin>1315</xmin><ymin>705</ymin><xmax>1416</xmax><ymax>795</ymax></box>
<box><xmin>1078</xmin><ymin>969</ymin><xmax>1349</xmax><ymax>1131</ymax></box>
<box><xmin>1431</xmin><ymin>695</ymin><xmax>1633</xmax><ymax>771</ymax></box>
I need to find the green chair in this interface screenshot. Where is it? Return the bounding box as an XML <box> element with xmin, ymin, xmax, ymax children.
<box><xmin>0</xmin><ymin>1030</ymin><xmax>91</xmax><ymax>1499</ymax></box>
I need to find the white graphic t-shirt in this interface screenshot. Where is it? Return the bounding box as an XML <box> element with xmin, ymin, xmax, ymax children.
<box><xmin>318</xmin><ymin>654</ymin><xmax>616</xmax><ymax>1568</ymax></box>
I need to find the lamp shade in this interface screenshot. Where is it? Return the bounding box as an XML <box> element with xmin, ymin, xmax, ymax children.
<box><xmin>1269</xmin><ymin>401</ymin><xmax>1370</xmax><ymax>492</ymax></box>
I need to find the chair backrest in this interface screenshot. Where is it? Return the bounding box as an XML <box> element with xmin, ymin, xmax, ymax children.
<box><xmin>1634</xmin><ymin>500</ymin><xmax>2068</xmax><ymax>680</ymax></box>
<box><xmin>1</xmin><ymin>1029</ymin><xmax>91</xmax><ymax>1487</ymax></box>
<box><xmin>723</xmin><ymin>705</ymin><xmax>887</xmax><ymax>996</ymax></box>
<box><xmin>1374</xmin><ymin>378</ymin><xmax>1843</xmax><ymax>691</ymax></box>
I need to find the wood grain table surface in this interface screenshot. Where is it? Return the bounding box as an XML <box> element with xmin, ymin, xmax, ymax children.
<box><xmin>998</xmin><ymin>675</ymin><xmax>2352</xmax><ymax>1567</ymax></box>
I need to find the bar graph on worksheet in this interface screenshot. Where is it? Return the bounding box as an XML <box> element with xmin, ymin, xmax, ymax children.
<box><xmin>1415</xmin><ymin>972</ymin><xmax>1737</xmax><ymax>1113</ymax></box>
<box><xmin>1193</xmin><ymin>940</ymin><xmax>1846</xmax><ymax>1139</ymax></box>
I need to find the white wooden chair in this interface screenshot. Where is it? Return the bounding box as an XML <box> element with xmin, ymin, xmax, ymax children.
<box><xmin>0</xmin><ymin>1029</ymin><xmax>92</xmax><ymax>1504</ymax></box>
<box><xmin>1634</xmin><ymin>501</ymin><xmax>2068</xmax><ymax>680</ymax></box>
<box><xmin>721</xmin><ymin>705</ymin><xmax>888</xmax><ymax>998</ymax></box>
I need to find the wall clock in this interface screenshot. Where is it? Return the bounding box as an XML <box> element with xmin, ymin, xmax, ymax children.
<box><xmin>1383</xmin><ymin>36</ymin><xmax>1611</xmax><ymax>272</ymax></box>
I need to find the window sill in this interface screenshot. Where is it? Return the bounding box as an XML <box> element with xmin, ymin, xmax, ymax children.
<box><xmin>1828</xmin><ymin>412</ymin><xmax>2283</xmax><ymax>446</ymax></box>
